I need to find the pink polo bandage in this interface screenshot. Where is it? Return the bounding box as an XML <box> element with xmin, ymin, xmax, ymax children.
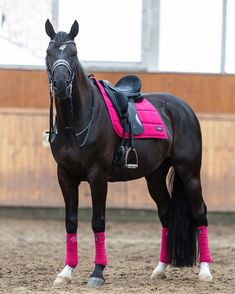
<box><xmin>94</xmin><ymin>232</ymin><xmax>108</xmax><ymax>266</ymax></box>
<box><xmin>65</xmin><ymin>233</ymin><xmax>78</xmax><ymax>267</ymax></box>
<box><xmin>197</xmin><ymin>226</ymin><xmax>212</xmax><ymax>263</ymax></box>
<box><xmin>160</xmin><ymin>227</ymin><xmax>171</xmax><ymax>264</ymax></box>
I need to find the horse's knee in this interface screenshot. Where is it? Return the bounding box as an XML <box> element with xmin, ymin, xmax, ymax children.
<box><xmin>92</xmin><ymin>216</ymin><xmax>105</xmax><ymax>233</ymax></box>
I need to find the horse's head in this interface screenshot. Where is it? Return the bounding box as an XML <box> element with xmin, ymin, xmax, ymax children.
<box><xmin>45</xmin><ymin>19</ymin><xmax>79</xmax><ymax>98</ymax></box>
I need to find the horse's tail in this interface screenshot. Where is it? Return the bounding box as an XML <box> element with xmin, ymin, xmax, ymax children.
<box><xmin>167</xmin><ymin>168</ymin><xmax>197</xmax><ymax>267</ymax></box>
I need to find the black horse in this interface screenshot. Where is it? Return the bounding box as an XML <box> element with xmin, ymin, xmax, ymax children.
<box><xmin>45</xmin><ymin>20</ymin><xmax>213</xmax><ymax>287</ymax></box>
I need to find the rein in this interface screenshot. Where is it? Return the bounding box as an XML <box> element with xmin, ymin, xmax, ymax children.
<box><xmin>46</xmin><ymin>41</ymin><xmax>95</xmax><ymax>147</ymax></box>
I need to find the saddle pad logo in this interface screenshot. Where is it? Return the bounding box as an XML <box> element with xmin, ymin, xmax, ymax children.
<box><xmin>156</xmin><ymin>126</ymin><xmax>163</xmax><ymax>132</ymax></box>
<box><xmin>70</xmin><ymin>236</ymin><xmax>77</xmax><ymax>243</ymax></box>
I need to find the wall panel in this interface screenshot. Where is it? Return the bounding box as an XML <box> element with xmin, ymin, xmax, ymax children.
<box><xmin>0</xmin><ymin>69</ymin><xmax>235</xmax><ymax>113</ymax></box>
<box><xmin>0</xmin><ymin>108</ymin><xmax>234</xmax><ymax>211</ymax></box>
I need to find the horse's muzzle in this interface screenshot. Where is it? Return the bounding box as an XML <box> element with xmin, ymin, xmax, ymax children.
<box><xmin>53</xmin><ymin>79</ymin><xmax>70</xmax><ymax>98</ymax></box>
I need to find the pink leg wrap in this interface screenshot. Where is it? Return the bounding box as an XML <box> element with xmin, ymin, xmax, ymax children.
<box><xmin>197</xmin><ymin>226</ymin><xmax>212</xmax><ymax>263</ymax></box>
<box><xmin>159</xmin><ymin>227</ymin><xmax>171</xmax><ymax>264</ymax></box>
<box><xmin>65</xmin><ymin>233</ymin><xmax>78</xmax><ymax>267</ymax></box>
<box><xmin>94</xmin><ymin>232</ymin><xmax>108</xmax><ymax>266</ymax></box>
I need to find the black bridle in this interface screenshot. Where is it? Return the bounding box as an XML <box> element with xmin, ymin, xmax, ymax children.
<box><xmin>46</xmin><ymin>40</ymin><xmax>95</xmax><ymax>147</ymax></box>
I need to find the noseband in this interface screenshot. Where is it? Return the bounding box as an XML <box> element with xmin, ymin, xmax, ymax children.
<box><xmin>50</xmin><ymin>58</ymin><xmax>76</xmax><ymax>99</ymax></box>
<box><xmin>51</xmin><ymin>59</ymin><xmax>72</xmax><ymax>76</ymax></box>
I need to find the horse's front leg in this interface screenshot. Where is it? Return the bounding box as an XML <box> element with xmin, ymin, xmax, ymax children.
<box><xmin>87</xmin><ymin>171</ymin><xmax>108</xmax><ymax>287</ymax></box>
<box><xmin>53</xmin><ymin>165</ymin><xmax>79</xmax><ymax>287</ymax></box>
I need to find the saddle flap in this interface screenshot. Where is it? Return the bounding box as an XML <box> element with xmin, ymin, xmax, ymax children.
<box><xmin>102</xmin><ymin>84</ymin><xmax>128</xmax><ymax>119</ymax></box>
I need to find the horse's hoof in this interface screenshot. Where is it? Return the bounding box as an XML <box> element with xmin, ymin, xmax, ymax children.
<box><xmin>53</xmin><ymin>276</ymin><xmax>71</xmax><ymax>288</ymax></box>
<box><xmin>198</xmin><ymin>262</ymin><xmax>213</xmax><ymax>282</ymax></box>
<box><xmin>198</xmin><ymin>273</ymin><xmax>213</xmax><ymax>282</ymax></box>
<box><xmin>87</xmin><ymin>277</ymin><xmax>105</xmax><ymax>287</ymax></box>
<box><xmin>150</xmin><ymin>269</ymin><xmax>167</xmax><ymax>280</ymax></box>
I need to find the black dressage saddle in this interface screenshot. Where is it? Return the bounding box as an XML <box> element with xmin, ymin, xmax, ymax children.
<box><xmin>101</xmin><ymin>75</ymin><xmax>144</xmax><ymax>169</ymax></box>
<box><xmin>105</xmin><ymin>75</ymin><xmax>142</xmax><ymax>99</ymax></box>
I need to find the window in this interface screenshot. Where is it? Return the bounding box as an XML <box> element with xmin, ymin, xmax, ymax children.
<box><xmin>0</xmin><ymin>0</ymin><xmax>234</xmax><ymax>74</ymax></box>
<box><xmin>225</xmin><ymin>0</ymin><xmax>235</xmax><ymax>73</ymax></box>
<box><xmin>0</xmin><ymin>0</ymin><xmax>52</xmax><ymax>67</ymax></box>
<box><xmin>58</xmin><ymin>0</ymin><xmax>143</xmax><ymax>63</ymax></box>
<box><xmin>158</xmin><ymin>0</ymin><xmax>223</xmax><ymax>73</ymax></box>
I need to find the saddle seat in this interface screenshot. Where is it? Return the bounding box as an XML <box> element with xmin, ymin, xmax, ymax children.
<box><xmin>107</xmin><ymin>75</ymin><xmax>142</xmax><ymax>100</ymax></box>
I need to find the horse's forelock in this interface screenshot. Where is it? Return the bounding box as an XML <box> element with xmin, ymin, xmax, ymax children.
<box><xmin>54</xmin><ymin>32</ymin><xmax>71</xmax><ymax>44</ymax></box>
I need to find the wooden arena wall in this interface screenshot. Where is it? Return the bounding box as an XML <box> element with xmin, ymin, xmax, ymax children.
<box><xmin>0</xmin><ymin>69</ymin><xmax>235</xmax><ymax>113</ymax></box>
<box><xmin>0</xmin><ymin>69</ymin><xmax>234</xmax><ymax>211</ymax></box>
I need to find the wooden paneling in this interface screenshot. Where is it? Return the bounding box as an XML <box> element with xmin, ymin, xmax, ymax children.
<box><xmin>0</xmin><ymin>69</ymin><xmax>235</xmax><ymax>113</ymax></box>
<box><xmin>0</xmin><ymin>108</ymin><xmax>234</xmax><ymax>211</ymax></box>
<box><xmin>0</xmin><ymin>108</ymin><xmax>59</xmax><ymax>206</ymax></box>
<box><xmin>200</xmin><ymin>114</ymin><xmax>235</xmax><ymax>211</ymax></box>
<box><xmin>94</xmin><ymin>73</ymin><xmax>235</xmax><ymax>114</ymax></box>
<box><xmin>0</xmin><ymin>70</ymin><xmax>49</xmax><ymax>108</ymax></box>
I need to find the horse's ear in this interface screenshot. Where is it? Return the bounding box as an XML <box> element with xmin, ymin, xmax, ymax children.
<box><xmin>69</xmin><ymin>20</ymin><xmax>79</xmax><ymax>39</ymax></box>
<box><xmin>45</xmin><ymin>19</ymin><xmax>56</xmax><ymax>39</ymax></box>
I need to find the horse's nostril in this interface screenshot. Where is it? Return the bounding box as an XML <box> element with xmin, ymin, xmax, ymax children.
<box><xmin>53</xmin><ymin>81</ymin><xmax>57</xmax><ymax>88</ymax></box>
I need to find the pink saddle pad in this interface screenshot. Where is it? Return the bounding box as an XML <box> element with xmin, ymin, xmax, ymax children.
<box><xmin>93</xmin><ymin>78</ymin><xmax>168</xmax><ymax>140</ymax></box>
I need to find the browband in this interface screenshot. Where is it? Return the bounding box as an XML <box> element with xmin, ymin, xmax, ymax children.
<box><xmin>49</xmin><ymin>40</ymin><xmax>76</xmax><ymax>45</ymax></box>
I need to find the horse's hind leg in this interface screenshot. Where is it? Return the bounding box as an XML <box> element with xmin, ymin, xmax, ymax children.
<box><xmin>145</xmin><ymin>160</ymin><xmax>172</xmax><ymax>279</ymax></box>
<box><xmin>174</xmin><ymin>163</ymin><xmax>213</xmax><ymax>281</ymax></box>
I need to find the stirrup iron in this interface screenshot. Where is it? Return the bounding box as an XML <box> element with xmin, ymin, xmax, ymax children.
<box><xmin>125</xmin><ymin>147</ymin><xmax>138</xmax><ymax>169</ymax></box>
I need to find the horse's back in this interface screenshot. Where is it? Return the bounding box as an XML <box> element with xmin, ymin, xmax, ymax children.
<box><xmin>144</xmin><ymin>92</ymin><xmax>197</xmax><ymax>118</ymax></box>
<box><xmin>145</xmin><ymin>92</ymin><xmax>200</xmax><ymax>130</ymax></box>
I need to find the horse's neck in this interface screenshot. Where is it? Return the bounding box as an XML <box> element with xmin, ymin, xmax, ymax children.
<box><xmin>55</xmin><ymin>62</ymin><xmax>93</xmax><ymax>131</ymax></box>
<box><xmin>73</xmin><ymin>64</ymin><xmax>93</xmax><ymax>125</ymax></box>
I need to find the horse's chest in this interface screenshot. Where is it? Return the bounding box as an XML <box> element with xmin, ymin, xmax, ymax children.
<box><xmin>51</xmin><ymin>143</ymin><xmax>86</xmax><ymax>171</ymax></box>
